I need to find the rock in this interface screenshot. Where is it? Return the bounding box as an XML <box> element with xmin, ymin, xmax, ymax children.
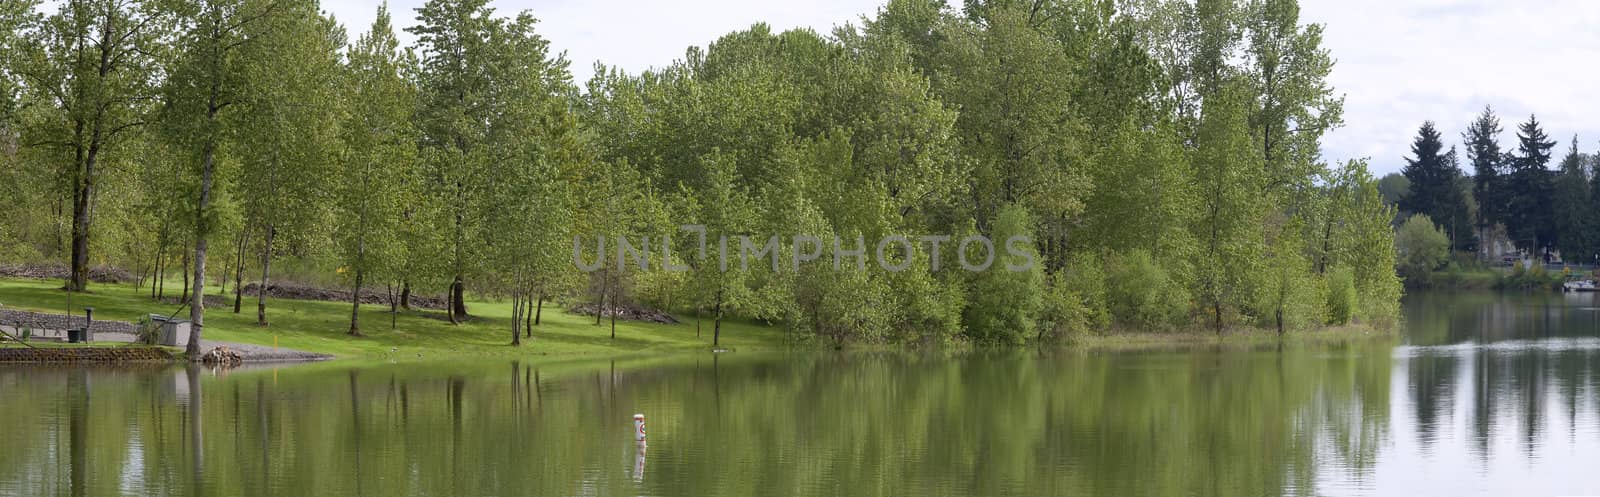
<box><xmin>200</xmin><ymin>346</ymin><xmax>243</xmax><ymax>366</ymax></box>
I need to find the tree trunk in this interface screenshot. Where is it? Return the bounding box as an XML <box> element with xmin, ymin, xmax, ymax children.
<box><xmin>524</xmin><ymin>294</ymin><xmax>534</xmax><ymax>338</ymax></box>
<box><xmin>388</xmin><ymin>284</ymin><xmax>398</xmax><ymax>330</ymax></box>
<box><xmin>450</xmin><ymin>275</ymin><xmax>467</xmax><ymax>320</ymax></box>
<box><xmin>67</xmin><ymin>175</ymin><xmax>92</xmax><ymax>292</ymax></box>
<box><xmin>257</xmin><ymin>225</ymin><xmax>275</xmax><ymax>326</ymax></box>
<box><xmin>533</xmin><ymin>294</ymin><xmax>544</xmax><ymax>326</ymax></box>
<box><xmin>186</xmin><ymin>138</ymin><xmax>216</xmax><ymax>358</ymax></box>
<box><xmin>219</xmin><ymin>248</ymin><xmax>230</xmax><ymax>297</ymax></box>
<box><xmin>399</xmin><ymin>281</ymin><xmax>411</xmax><ymax>310</ymax></box>
<box><xmin>1213</xmin><ymin>302</ymin><xmax>1223</xmax><ymax>335</ymax></box>
<box><xmin>233</xmin><ymin>228</ymin><xmax>248</xmax><ymax>313</ymax></box>
<box><xmin>180</xmin><ymin>251</ymin><xmax>190</xmax><ymax>303</ymax></box>
<box><xmin>510</xmin><ymin>294</ymin><xmax>523</xmax><ymax>346</ymax></box>
<box><xmin>447</xmin><ymin>275</ymin><xmax>467</xmax><ymax>323</ymax></box>
<box><xmin>595</xmin><ymin>270</ymin><xmax>607</xmax><ymax>326</ymax></box>
<box><xmin>152</xmin><ymin>246</ymin><xmax>163</xmax><ymax>299</ymax></box>
<box><xmin>348</xmin><ymin>268</ymin><xmax>364</xmax><ymax>337</ymax></box>
<box><xmin>67</xmin><ymin>132</ymin><xmax>103</xmax><ymax>293</ymax></box>
<box><xmin>387</xmin><ymin>283</ymin><xmax>398</xmax><ymax>330</ymax></box>
<box><xmin>713</xmin><ymin>291</ymin><xmax>723</xmax><ymax>347</ymax></box>
<box><xmin>610</xmin><ymin>290</ymin><xmax>617</xmax><ymax>340</ymax></box>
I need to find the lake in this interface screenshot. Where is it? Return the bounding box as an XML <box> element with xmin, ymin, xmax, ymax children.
<box><xmin>2</xmin><ymin>291</ymin><xmax>1598</xmax><ymax>497</ymax></box>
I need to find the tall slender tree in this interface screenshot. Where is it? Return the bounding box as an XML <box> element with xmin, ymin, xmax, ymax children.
<box><xmin>160</xmin><ymin>0</ymin><xmax>279</xmax><ymax>357</ymax></box>
<box><xmin>338</xmin><ymin>5</ymin><xmax>417</xmax><ymax>336</ymax></box>
<box><xmin>1505</xmin><ymin>114</ymin><xmax>1556</xmax><ymax>254</ymax></box>
<box><xmin>408</xmin><ymin>0</ymin><xmax>497</xmax><ymax>323</ymax></box>
<box><xmin>235</xmin><ymin>0</ymin><xmax>344</xmax><ymax>326</ymax></box>
<box><xmin>1463</xmin><ymin>106</ymin><xmax>1506</xmax><ymax>251</ymax></box>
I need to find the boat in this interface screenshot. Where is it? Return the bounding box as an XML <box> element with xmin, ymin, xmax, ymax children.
<box><xmin>1563</xmin><ymin>280</ymin><xmax>1598</xmax><ymax>292</ymax></box>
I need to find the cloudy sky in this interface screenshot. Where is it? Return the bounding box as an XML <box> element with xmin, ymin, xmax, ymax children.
<box><xmin>324</xmin><ymin>0</ymin><xmax>1600</xmax><ymax>175</ymax></box>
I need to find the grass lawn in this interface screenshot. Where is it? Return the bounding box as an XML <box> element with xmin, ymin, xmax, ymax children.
<box><xmin>0</xmin><ymin>277</ymin><xmax>790</xmax><ymax>359</ymax></box>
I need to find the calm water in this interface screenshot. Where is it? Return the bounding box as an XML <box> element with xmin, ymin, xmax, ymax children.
<box><xmin>2</xmin><ymin>291</ymin><xmax>1599</xmax><ymax>497</ymax></box>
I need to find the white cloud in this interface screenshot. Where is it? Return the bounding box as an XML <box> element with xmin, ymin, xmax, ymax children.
<box><xmin>326</xmin><ymin>0</ymin><xmax>1600</xmax><ymax>175</ymax></box>
<box><xmin>1302</xmin><ymin>0</ymin><xmax>1600</xmax><ymax>173</ymax></box>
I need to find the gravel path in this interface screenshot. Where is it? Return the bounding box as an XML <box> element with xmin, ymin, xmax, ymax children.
<box><xmin>198</xmin><ymin>339</ymin><xmax>332</xmax><ymax>362</ymax></box>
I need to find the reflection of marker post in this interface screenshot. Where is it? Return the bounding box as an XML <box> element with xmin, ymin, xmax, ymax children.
<box><xmin>633</xmin><ymin>440</ymin><xmax>647</xmax><ymax>482</ymax></box>
<box><xmin>633</xmin><ymin>413</ymin><xmax>647</xmax><ymax>445</ymax></box>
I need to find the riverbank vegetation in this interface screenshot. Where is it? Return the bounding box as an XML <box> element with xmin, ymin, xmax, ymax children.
<box><xmin>0</xmin><ymin>0</ymin><xmax>1401</xmax><ymax>350</ymax></box>
<box><xmin>1393</xmin><ymin>213</ymin><xmax>1578</xmax><ymax>290</ymax></box>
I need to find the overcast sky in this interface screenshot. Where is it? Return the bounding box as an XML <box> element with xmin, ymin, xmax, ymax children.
<box><xmin>324</xmin><ymin>0</ymin><xmax>1600</xmax><ymax>175</ymax></box>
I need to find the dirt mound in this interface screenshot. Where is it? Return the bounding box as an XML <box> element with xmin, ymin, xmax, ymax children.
<box><xmin>567</xmin><ymin>303</ymin><xmax>680</xmax><ymax>324</ymax></box>
<box><xmin>239</xmin><ymin>282</ymin><xmax>447</xmax><ymax>310</ymax></box>
<box><xmin>0</xmin><ymin>263</ymin><xmax>135</xmax><ymax>284</ymax></box>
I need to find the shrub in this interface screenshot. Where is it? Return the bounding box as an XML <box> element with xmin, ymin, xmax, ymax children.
<box><xmin>1326</xmin><ymin>267</ymin><xmax>1357</xmax><ymax>325</ymax></box>
<box><xmin>1395</xmin><ymin>214</ymin><xmax>1450</xmax><ymax>285</ymax></box>
<box><xmin>1104</xmin><ymin>250</ymin><xmax>1187</xmax><ymax>331</ymax></box>
<box><xmin>1062</xmin><ymin>252</ymin><xmax>1110</xmax><ymax>332</ymax></box>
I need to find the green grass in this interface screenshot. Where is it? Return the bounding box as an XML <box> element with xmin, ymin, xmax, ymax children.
<box><xmin>0</xmin><ymin>277</ymin><xmax>789</xmax><ymax>359</ymax></box>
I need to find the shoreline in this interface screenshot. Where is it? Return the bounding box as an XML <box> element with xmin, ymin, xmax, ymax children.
<box><xmin>1060</xmin><ymin>322</ymin><xmax>1400</xmax><ymax>352</ymax></box>
<box><xmin>0</xmin><ymin>322</ymin><xmax>1399</xmax><ymax>365</ymax></box>
<box><xmin>0</xmin><ymin>276</ymin><xmax>1400</xmax><ymax>365</ymax></box>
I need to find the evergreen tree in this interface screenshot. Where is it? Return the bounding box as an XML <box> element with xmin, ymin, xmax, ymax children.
<box><xmin>1551</xmin><ymin>139</ymin><xmax>1595</xmax><ymax>263</ymax></box>
<box><xmin>1505</xmin><ymin>115</ymin><xmax>1557</xmax><ymax>254</ymax></box>
<box><xmin>1396</xmin><ymin>122</ymin><xmax>1476</xmax><ymax>253</ymax></box>
<box><xmin>1463</xmin><ymin>106</ymin><xmax>1506</xmax><ymax>238</ymax></box>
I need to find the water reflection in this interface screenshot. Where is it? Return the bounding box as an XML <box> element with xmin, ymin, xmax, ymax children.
<box><xmin>0</xmin><ymin>349</ymin><xmax>1396</xmax><ymax>497</ymax></box>
<box><xmin>0</xmin><ymin>291</ymin><xmax>1595</xmax><ymax>496</ymax></box>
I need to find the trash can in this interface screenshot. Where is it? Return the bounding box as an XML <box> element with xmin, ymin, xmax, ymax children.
<box><xmin>67</xmin><ymin>328</ymin><xmax>84</xmax><ymax>343</ymax></box>
<box><xmin>151</xmin><ymin>315</ymin><xmax>192</xmax><ymax>347</ymax></box>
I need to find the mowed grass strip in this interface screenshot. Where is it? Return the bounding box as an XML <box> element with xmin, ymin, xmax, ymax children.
<box><xmin>0</xmin><ymin>278</ymin><xmax>787</xmax><ymax>359</ymax></box>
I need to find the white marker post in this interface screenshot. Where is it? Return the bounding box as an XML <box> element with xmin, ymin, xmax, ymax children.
<box><xmin>634</xmin><ymin>413</ymin><xmax>647</xmax><ymax>446</ymax></box>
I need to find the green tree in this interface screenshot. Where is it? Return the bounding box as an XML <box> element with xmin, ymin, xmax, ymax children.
<box><xmin>159</xmin><ymin>0</ymin><xmax>281</xmax><ymax>356</ymax></box>
<box><xmin>235</xmin><ymin>0</ymin><xmax>345</xmax><ymax>326</ymax></box>
<box><xmin>16</xmin><ymin>0</ymin><xmax>158</xmax><ymax>292</ymax></box>
<box><xmin>1242</xmin><ymin>0</ymin><xmax>1342</xmax><ymax>193</ymax></box>
<box><xmin>337</xmin><ymin>5</ymin><xmax>418</xmax><ymax>336</ymax></box>
<box><xmin>1191</xmin><ymin>82</ymin><xmax>1264</xmax><ymax>331</ymax></box>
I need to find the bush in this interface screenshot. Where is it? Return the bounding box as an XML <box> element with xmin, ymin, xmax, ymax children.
<box><xmin>1037</xmin><ymin>272</ymin><xmax>1090</xmax><ymax>341</ymax></box>
<box><xmin>1062</xmin><ymin>252</ymin><xmax>1110</xmax><ymax>332</ymax></box>
<box><xmin>1104</xmin><ymin>250</ymin><xmax>1187</xmax><ymax>331</ymax></box>
<box><xmin>962</xmin><ymin>205</ymin><xmax>1044</xmax><ymax>344</ymax></box>
<box><xmin>1326</xmin><ymin>267</ymin><xmax>1357</xmax><ymax>325</ymax></box>
<box><xmin>1395</xmin><ymin>214</ymin><xmax>1450</xmax><ymax>285</ymax></box>
<box><xmin>1499</xmin><ymin>262</ymin><xmax>1562</xmax><ymax>291</ymax></box>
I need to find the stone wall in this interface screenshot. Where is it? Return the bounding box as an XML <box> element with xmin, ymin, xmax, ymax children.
<box><xmin>0</xmin><ymin>347</ymin><xmax>173</xmax><ymax>363</ymax></box>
